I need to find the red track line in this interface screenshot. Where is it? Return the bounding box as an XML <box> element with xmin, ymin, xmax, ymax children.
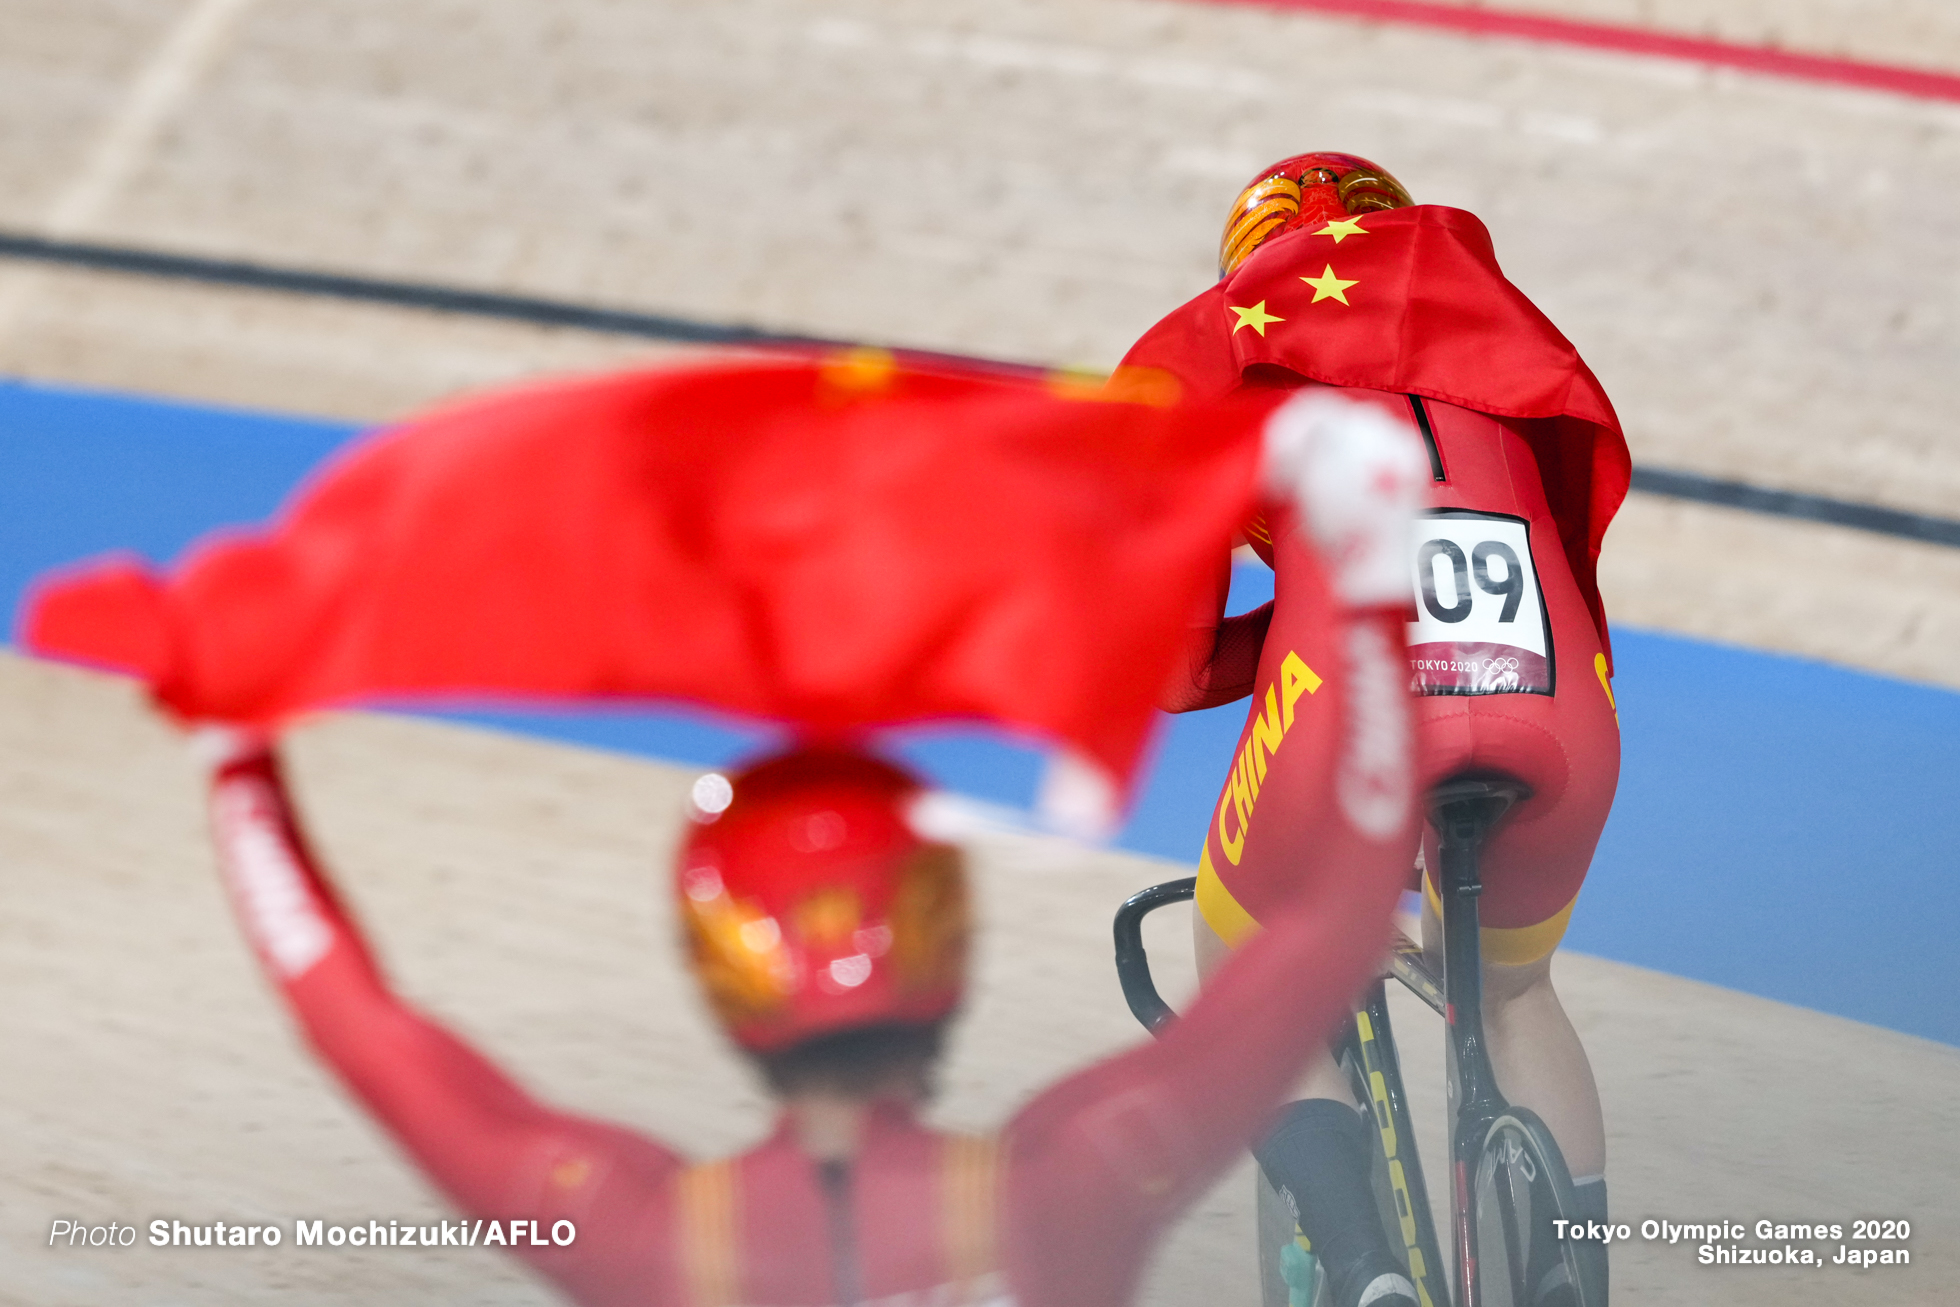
<box><xmin>1195</xmin><ymin>0</ymin><xmax>1960</xmax><ymax>104</ymax></box>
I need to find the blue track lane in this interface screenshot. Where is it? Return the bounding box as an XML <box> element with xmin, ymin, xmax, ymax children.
<box><xmin>5</xmin><ymin>377</ymin><xmax>1956</xmax><ymax>1044</ymax></box>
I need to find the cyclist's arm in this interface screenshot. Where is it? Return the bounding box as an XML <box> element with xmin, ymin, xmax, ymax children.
<box><xmin>203</xmin><ymin>735</ymin><xmax>683</xmax><ymax>1299</ymax></box>
<box><xmin>1003</xmin><ymin>607</ymin><xmax>1410</xmax><ymax>1304</ymax></box>
<box><xmin>1158</xmin><ymin>553</ymin><xmax>1272</xmax><ymax>713</ymax></box>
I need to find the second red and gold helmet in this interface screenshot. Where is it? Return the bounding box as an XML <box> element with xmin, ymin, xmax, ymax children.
<box><xmin>674</xmin><ymin>748</ymin><xmax>968</xmax><ymax>1053</ymax></box>
<box><xmin>1219</xmin><ymin>152</ymin><xmax>1414</xmax><ymax>277</ymax></box>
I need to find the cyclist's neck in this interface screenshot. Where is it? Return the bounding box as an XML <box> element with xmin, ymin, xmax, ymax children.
<box><xmin>782</xmin><ymin>1089</ymin><xmax>924</xmax><ymax>1162</ymax></box>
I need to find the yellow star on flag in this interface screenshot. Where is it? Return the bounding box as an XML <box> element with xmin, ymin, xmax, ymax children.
<box><xmin>1300</xmin><ymin>265</ymin><xmax>1358</xmax><ymax>305</ymax></box>
<box><xmin>1312</xmin><ymin>217</ymin><xmax>1369</xmax><ymax>243</ymax></box>
<box><xmin>1229</xmin><ymin>300</ymin><xmax>1284</xmax><ymax>336</ymax></box>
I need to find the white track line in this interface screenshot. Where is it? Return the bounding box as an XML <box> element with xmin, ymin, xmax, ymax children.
<box><xmin>0</xmin><ymin>0</ymin><xmax>262</xmax><ymax>336</ymax></box>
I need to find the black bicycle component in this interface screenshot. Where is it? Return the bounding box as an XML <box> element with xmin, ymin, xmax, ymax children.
<box><xmin>1428</xmin><ymin>777</ymin><xmax>1529</xmax><ymax>1307</ymax></box>
<box><xmin>1113</xmin><ymin>876</ymin><xmax>1443</xmax><ymax>1035</ymax></box>
<box><xmin>1105</xmin><ymin>772</ymin><xmax>1607</xmax><ymax>1306</ymax></box>
<box><xmin>1112</xmin><ymin>877</ymin><xmax>1195</xmax><ymax>1034</ymax></box>
<box><xmin>1469</xmin><ymin>1110</ymin><xmax>1601</xmax><ymax>1307</ymax></box>
<box><xmin>1344</xmin><ymin>981</ymin><xmax>1447</xmax><ymax>1307</ymax></box>
<box><xmin>1388</xmin><ymin>933</ymin><xmax>1446</xmax><ymax>1017</ymax></box>
<box><xmin>1429</xmin><ymin>777</ymin><xmax>1528</xmax><ymax>1119</ymax></box>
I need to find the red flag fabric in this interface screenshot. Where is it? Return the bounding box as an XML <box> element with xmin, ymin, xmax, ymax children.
<box><xmin>1118</xmin><ymin>204</ymin><xmax>1630</xmax><ymax>660</ymax></box>
<box><xmin>22</xmin><ymin>355</ymin><xmax>1269</xmax><ymax>791</ymax></box>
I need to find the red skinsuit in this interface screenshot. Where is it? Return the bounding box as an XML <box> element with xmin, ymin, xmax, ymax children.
<box><xmin>208</xmin><ymin>647</ymin><xmax>1414</xmax><ymax>1307</ymax></box>
<box><xmin>1175</xmin><ymin>386</ymin><xmax>1618</xmax><ymax>956</ymax></box>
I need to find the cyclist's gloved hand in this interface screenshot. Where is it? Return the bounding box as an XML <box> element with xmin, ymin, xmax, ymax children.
<box><xmin>1259</xmin><ymin>390</ymin><xmax>1429</xmax><ymax>609</ymax></box>
<box><xmin>188</xmin><ymin>724</ymin><xmax>273</xmax><ymax>777</ymax></box>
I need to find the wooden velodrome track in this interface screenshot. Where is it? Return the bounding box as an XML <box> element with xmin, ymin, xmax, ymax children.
<box><xmin>4</xmin><ymin>1</ymin><xmax>1958</xmax><ymax>1303</ymax></box>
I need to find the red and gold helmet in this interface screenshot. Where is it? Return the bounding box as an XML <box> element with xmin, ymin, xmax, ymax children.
<box><xmin>675</xmin><ymin>748</ymin><xmax>968</xmax><ymax>1053</ymax></box>
<box><xmin>1219</xmin><ymin>152</ymin><xmax>1414</xmax><ymax>277</ymax></box>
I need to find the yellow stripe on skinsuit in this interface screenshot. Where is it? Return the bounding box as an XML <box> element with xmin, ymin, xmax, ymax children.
<box><xmin>1594</xmin><ymin>652</ymin><xmax>1619</xmax><ymax>726</ymax></box>
<box><xmin>1195</xmin><ymin>652</ymin><xmax>1324</xmax><ymax>945</ymax></box>
<box><xmin>1422</xmin><ymin>875</ymin><xmax>1578</xmax><ymax>967</ymax></box>
<box><xmin>940</xmin><ymin>1133</ymin><xmax>1001</xmax><ymax>1296</ymax></box>
<box><xmin>1195</xmin><ymin>844</ymin><xmax>1262</xmax><ymax>947</ymax></box>
<box><xmin>677</xmin><ymin>1159</ymin><xmax>740</xmax><ymax>1307</ymax></box>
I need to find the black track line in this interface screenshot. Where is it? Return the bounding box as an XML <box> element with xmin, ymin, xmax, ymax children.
<box><xmin>6</xmin><ymin>230</ymin><xmax>1957</xmax><ymax>550</ymax></box>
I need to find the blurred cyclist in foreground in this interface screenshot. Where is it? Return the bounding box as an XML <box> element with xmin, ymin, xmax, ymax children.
<box><xmin>30</xmin><ymin>359</ymin><xmax>1430</xmax><ymax>1306</ymax></box>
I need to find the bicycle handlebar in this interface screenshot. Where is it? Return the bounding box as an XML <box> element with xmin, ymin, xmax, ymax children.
<box><xmin>1111</xmin><ymin>877</ymin><xmax>1196</xmax><ymax>1035</ymax></box>
<box><xmin>1111</xmin><ymin>871</ymin><xmax>1450</xmax><ymax>1032</ymax></box>
<box><xmin>1110</xmin><ymin>777</ymin><xmax>1528</xmax><ymax>1039</ymax></box>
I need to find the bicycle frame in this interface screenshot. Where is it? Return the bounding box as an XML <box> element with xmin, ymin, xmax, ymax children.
<box><xmin>1108</xmin><ymin>782</ymin><xmax>1538</xmax><ymax>1307</ymax></box>
<box><xmin>1342</xmin><ymin>975</ymin><xmax>1447</xmax><ymax>1307</ymax></box>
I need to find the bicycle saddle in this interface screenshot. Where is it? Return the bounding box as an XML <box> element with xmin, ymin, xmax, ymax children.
<box><xmin>1426</xmin><ymin>775</ymin><xmax>1532</xmax><ymax>843</ymax></box>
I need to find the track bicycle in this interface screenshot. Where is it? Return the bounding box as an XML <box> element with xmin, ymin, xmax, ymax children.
<box><xmin>1112</xmin><ymin>778</ymin><xmax>1608</xmax><ymax>1307</ymax></box>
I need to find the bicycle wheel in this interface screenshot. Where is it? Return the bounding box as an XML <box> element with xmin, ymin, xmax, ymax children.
<box><xmin>1467</xmin><ymin>1109</ymin><xmax>1606</xmax><ymax>1307</ymax></box>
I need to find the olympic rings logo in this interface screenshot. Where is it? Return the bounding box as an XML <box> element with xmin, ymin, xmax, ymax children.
<box><xmin>1409</xmin><ymin>656</ymin><xmax>1521</xmax><ymax>673</ymax></box>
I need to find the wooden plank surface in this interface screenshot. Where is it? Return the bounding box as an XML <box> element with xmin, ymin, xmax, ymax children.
<box><xmin>3</xmin><ymin>3</ymin><xmax>1956</xmax><ymax>1302</ymax></box>
<box><xmin>6</xmin><ymin>654</ymin><xmax>1955</xmax><ymax>1304</ymax></box>
<box><xmin>3</xmin><ymin>0</ymin><xmax>1957</xmax><ymax>684</ymax></box>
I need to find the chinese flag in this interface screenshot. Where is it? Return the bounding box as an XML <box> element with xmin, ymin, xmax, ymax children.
<box><xmin>1120</xmin><ymin>205</ymin><xmax>1630</xmax><ymax>659</ymax></box>
<box><xmin>21</xmin><ymin>355</ymin><xmax>1268</xmax><ymax>791</ymax></box>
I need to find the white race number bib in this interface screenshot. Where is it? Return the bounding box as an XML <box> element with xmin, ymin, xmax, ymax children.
<box><xmin>1405</xmin><ymin>511</ymin><xmax>1553</xmax><ymax>695</ymax></box>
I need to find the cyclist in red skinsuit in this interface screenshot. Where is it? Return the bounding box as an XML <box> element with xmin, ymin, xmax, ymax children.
<box><xmin>1180</xmin><ymin>387</ymin><xmax>1618</xmax><ymax>962</ymax></box>
<box><xmin>1123</xmin><ymin>153</ymin><xmax>1628</xmax><ymax>1307</ymax></box>
<box><xmin>197</xmin><ymin>396</ymin><xmax>1429</xmax><ymax>1307</ymax></box>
